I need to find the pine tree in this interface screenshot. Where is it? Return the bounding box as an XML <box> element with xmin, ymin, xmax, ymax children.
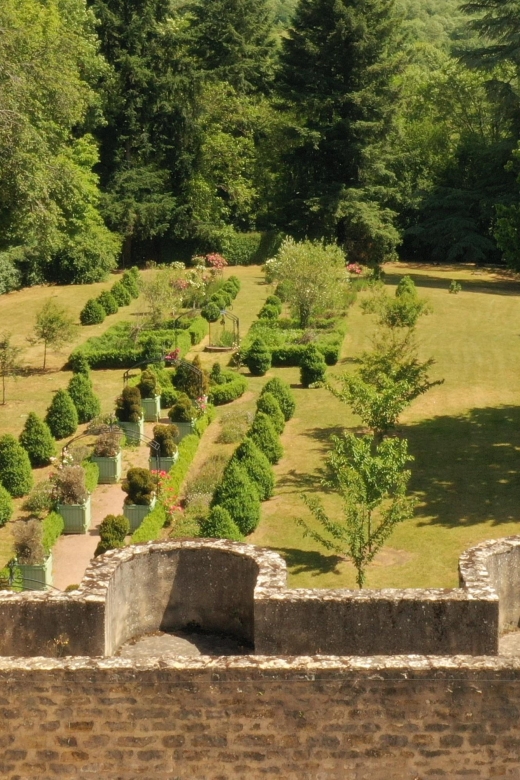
<box><xmin>45</xmin><ymin>389</ymin><xmax>78</xmax><ymax>439</ymax></box>
<box><xmin>19</xmin><ymin>412</ymin><xmax>56</xmax><ymax>467</ymax></box>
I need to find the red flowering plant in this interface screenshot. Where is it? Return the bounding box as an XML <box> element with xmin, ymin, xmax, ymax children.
<box><xmin>206</xmin><ymin>253</ymin><xmax>228</xmax><ymax>273</ymax></box>
<box><xmin>346</xmin><ymin>263</ymin><xmax>363</xmax><ymax>276</ymax></box>
<box><xmin>194</xmin><ymin>395</ymin><xmax>208</xmax><ymax>416</ymax></box>
<box><xmin>164</xmin><ymin>348</ymin><xmax>181</xmax><ymax>365</ymax></box>
<box><xmin>151</xmin><ymin>470</ymin><xmax>183</xmax><ymax>522</ymax></box>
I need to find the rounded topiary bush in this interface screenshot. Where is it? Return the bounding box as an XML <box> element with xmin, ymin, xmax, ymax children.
<box><xmin>95</xmin><ymin>512</ymin><xmax>129</xmax><ymax>556</ymax></box>
<box><xmin>245</xmin><ymin>338</ymin><xmax>271</xmax><ymax>376</ymax></box>
<box><xmin>97</xmin><ymin>291</ymin><xmax>118</xmax><ymax>316</ymax></box>
<box><xmin>0</xmin><ymin>434</ymin><xmax>33</xmax><ymax>497</ymax></box>
<box><xmin>265</xmin><ymin>294</ymin><xmax>282</xmax><ymax>313</ymax></box>
<box><xmin>67</xmin><ymin>374</ymin><xmax>101</xmax><ymax>423</ymax></box>
<box><xmin>201</xmin><ymin>302</ymin><xmax>221</xmax><ymax>323</ymax></box>
<box><xmin>19</xmin><ymin>412</ymin><xmax>56</xmax><ymax>466</ymax></box>
<box><xmin>249</xmin><ymin>412</ymin><xmax>283</xmax><ymax>464</ymax></box>
<box><xmin>199</xmin><ymin>505</ymin><xmax>242</xmax><ymax>541</ymax></box>
<box><xmin>122</xmin><ymin>467</ymin><xmax>155</xmax><ymax>505</ymax></box>
<box><xmin>233</xmin><ymin>437</ymin><xmax>274</xmax><ymax>501</ymax></box>
<box><xmin>111</xmin><ymin>281</ymin><xmax>132</xmax><ymax>306</ymax></box>
<box><xmin>211</xmin><ymin>460</ymin><xmax>260</xmax><ymax>535</ymax></box>
<box><xmin>256</xmin><ymin>392</ymin><xmax>285</xmax><ymax>434</ymax></box>
<box><xmin>45</xmin><ymin>389</ymin><xmax>78</xmax><ymax>439</ymax></box>
<box><xmin>115</xmin><ymin>386</ymin><xmax>142</xmax><ymax>423</ymax></box>
<box><xmin>150</xmin><ymin>424</ymin><xmax>178</xmax><ymax>457</ymax></box>
<box><xmin>138</xmin><ymin>369</ymin><xmax>159</xmax><ymax>399</ymax></box>
<box><xmin>80</xmin><ymin>298</ymin><xmax>106</xmax><ymax>325</ymax></box>
<box><xmin>261</xmin><ymin>377</ymin><xmax>295</xmax><ymax>421</ymax></box>
<box><xmin>258</xmin><ymin>303</ymin><xmax>279</xmax><ymax>321</ymax></box>
<box><xmin>0</xmin><ymin>484</ymin><xmax>13</xmax><ymax>527</ymax></box>
<box><xmin>300</xmin><ymin>344</ymin><xmax>326</xmax><ymax>388</ymax></box>
<box><xmin>121</xmin><ymin>271</ymin><xmax>139</xmax><ymax>298</ymax></box>
<box><xmin>168</xmin><ymin>391</ymin><xmax>196</xmax><ymax>423</ymax></box>
<box><xmin>71</xmin><ymin>352</ymin><xmax>90</xmax><ymax>376</ymax></box>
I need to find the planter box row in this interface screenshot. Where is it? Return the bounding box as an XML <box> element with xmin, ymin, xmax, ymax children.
<box><xmin>17</xmin><ymin>553</ymin><xmax>53</xmax><ymax>591</ymax></box>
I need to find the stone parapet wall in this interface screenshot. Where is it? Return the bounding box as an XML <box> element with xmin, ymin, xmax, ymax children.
<box><xmin>1</xmin><ymin>655</ymin><xmax>520</xmax><ymax>779</ymax></box>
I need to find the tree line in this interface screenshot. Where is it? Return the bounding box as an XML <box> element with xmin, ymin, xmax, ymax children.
<box><xmin>2</xmin><ymin>0</ymin><xmax>520</xmax><ymax>292</ymax></box>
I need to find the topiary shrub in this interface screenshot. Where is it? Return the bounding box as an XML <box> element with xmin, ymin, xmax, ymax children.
<box><xmin>52</xmin><ymin>465</ymin><xmax>88</xmax><ymax>505</ymax></box>
<box><xmin>80</xmin><ymin>298</ymin><xmax>106</xmax><ymax>325</ymax></box>
<box><xmin>211</xmin><ymin>461</ymin><xmax>260</xmax><ymax>535</ymax></box>
<box><xmin>45</xmin><ymin>389</ymin><xmax>78</xmax><ymax>439</ymax></box>
<box><xmin>122</xmin><ymin>467</ymin><xmax>156</xmax><ymax>505</ymax></box>
<box><xmin>256</xmin><ymin>392</ymin><xmax>285</xmax><ymax>434</ymax></box>
<box><xmin>248</xmin><ymin>412</ymin><xmax>283</xmax><ymax>464</ymax></box>
<box><xmin>232</xmin><ymin>438</ymin><xmax>274</xmax><ymax>501</ymax></box>
<box><xmin>258</xmin><ymin>303</ymin><xmax>279</xmax><ymax>321</ymax></box>
<box><xmin>245</xmin><ymin>337</ymin><xmax>271</xmax><ymax>376</ymax></box>
<box><xmin>300</xmin><ymin>344</ymin><xmax>327</xmax><ymax>388</ymax></box>
<box><xmin>150</xmin><ymin>424</ymin><xmax>178</xmax><ymax>457</ymax></box>
<box><xmin>168</xmin><ymin>391</ymin><xmax>196</xmax><ymax>423</ymax></box>
<box><xmin>396</xmin><ymin>275</ymin><xmax>416</xmax><ymax>298</ymax></box>
<box><xmin>19</xmin><ymin>412</ymin><xmax>56</xmax><ymax>466</ymax></box>
<box><xmin>173</xmin><ymin>356</ymin><xmax>209</xmax><ymax>399</ymax></box>
<box><xmin>97</xmin><ymin>290</ymin><xmax>118</xmax><ymax>315</ymax></box>
<box><xmin>71</xmin><ymin>352</ymin><xmax>91</xmax><ymax>375</ymax></box>
<box><xmin>208</xmin><ymin>372</ymin><xmax>247</xmax><ymax>405</ymax></box>
<box><xmin>210</xmin><ymin>362</ymin><xmax>225</xmax><ymax>385</ymax></box>
<box><xmin>115</xmin><ymin>386</ymin><xmax>142</xmax><ymax>423</ymax></box>
<box><xmin>121</xmin><ymin>270</ymin><xmax>139</xmax><ymax>298</ymax></box>
<box><xmin>95</xmin><ymin>513</ymin><xmax>130</xmax><ymax>556</ymax></box>
<box><xmin>199</xmin><ymin>505</ymin><xmax>242</xmax><ymax>541</ymax></box>
<box><xmin>160</xmin><ymin>385</ymin><xmax>177</xmax><ymax>408</ymax></box>
<box><xmin>111</xmin><ymin>281</ymin><xmax>132</xmax><ymax>306</ymax></box>
<box><xmin>0</xmin><ymin>434</ymin><xmax>33</xmax><ymax>497</ymax></box>
<box><xmin>201</xmin><ymin>301</ymin><xmax>221</xmax><ymax>322</ymax></box>
<box><xmin>0</xmin><ymin>484</ymin><xmax>13</xmax><ymax>527</ymax></box>
<box><xmin>67</xmin><ymin>374</ymin><xmax>101</xmax><ymax>423</ymax></box>
<box><xmin>265</xmin><ymin>294</ymin><xmax>282</xmax><ymax>313</ymax></box>
<box><xmin>137</xmin><ymin>368</ymin><xmax>159</xmax><ymax>399</ymax></box>
<box><xmin>261</xmin><ymin>377</ymin><xmax>295</xmax><ymax>421</ymax></box>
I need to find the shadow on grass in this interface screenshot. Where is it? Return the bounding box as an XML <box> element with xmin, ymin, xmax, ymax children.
<box><xmin>303</xmin><ymin>424</ymin><xmax>346</xmax><ymax>446</ymax></box>
<box><xmin>383</xmin><ymin>269</ymin><xmax>520</xmax><ymax>297</ymax></box>
<box><xmin>276</xmin><ymin>468</ymin><xmax>325</xmax><ymax>493</ymax></box>
<box><xmin>403</xmin><ymin>405</ymin><xmax>520</xmax><ymax>528</ymax></box>
<box><xmin>274</xmin><ymin>546</ymin><xmax>343</xmax><ymax>577</ymax></box>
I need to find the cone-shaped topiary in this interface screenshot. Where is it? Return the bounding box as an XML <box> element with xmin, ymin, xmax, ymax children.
<box><xmin>199</xmin><ymin>506</ymin><xmax>242</xmax><ymax>541</ymax></box>
<box><xmin>256</xmin><ymin>392</ymin><xmax>285</xmax><ymax>434</ymax></box>
<box><xmin>245</xmin><ymin>338</ymin><xmax>271</xmax><ymax>376</ymax></box>
<box><xmin>71</xmin><ymin>352</ymin><xmax>91</xmax><ymax>376</ymax></box>
<box><xmin>261</xmin><ymin>377</ymin><xmax>295</xmax><ymax>421</ymax></box>
<box><xmin>211</xmin><ymin>460</ymin><xmax>260</xmax><ymax>535</ymax></box>
<box><xmin>45</xmin><ymin>389</ymin><xmax>78</xmax><ymax>439</ymax></box>
<box><xmin>0</xmin><ymin>434</ymin><xmax>33</xmax><ymax>497</ymax></box>
<box><xmin>249</xmin><ymin>412</ymin><xmax>283</xmax><ymax>464</ymax></box>
<box><xmin>0</xmin><ymin>484</ymin><xmax>13</xmax><ymax>527</ymax></box>
<box><xmin>80</xmin><ymin>298</ymin><xmax>106</xmax><ymax>325</ymax></box>
<box><xmin>122</xmin><ymin>467</ymin><xmax>155</xmax><ymax>505</ymax></box>
<box><xmin>233</xmin><ymin>437</ymin><xmax>274</xmax><ymax>501</ymax></box>
<box><xmin>19</xmin><ymin>412</ymin><xmax>56</xmax><ymax>467</ymax></box>
<box><xmin>300</xmin><ymin>344</ymin><xmax>326</xmax><ymax>388</ymax></box>
<box><xmin>67</xmin><ymin>374</ymin><xmax>101</xmax><ymax>424</ymax></box>
<box><xmin>111</xmin><ymin>281</ymin><xmax>132</xmax><ymax>306</ymax></box>
<box><xmin>121</xmin><ymin>270</ymin><xmax>139</xmax><ymax>298</ymax></box>
<box><xmin>115</xmin><ymin>386</ymin><xmax>142</xmax><ymax>422</ymax></box>
<box><xmin>97</xmin><ymin>290</ymin><xmax>118</xmax><ymax>316</ymax></box>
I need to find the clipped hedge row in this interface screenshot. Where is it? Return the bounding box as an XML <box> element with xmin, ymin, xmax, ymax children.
<box><xmin>83</xmin><ymin>461</ymin><xmax>99</xmax><ymax>494</ymax></box>
<box><xmin>270</xmin><ymin>340</ymin><xmax>341</xmax><ymax>367</ymax></box>
<box><xmin>42</xmin><ymin>511</ymin><xmax>65</xmax><ymax>555</ymax></box>
<box><xmin>130</xmin><ymin>502</ymin><xmax>167</xmax><ymax>545</ymax></box>
<box><xmin>208</xmin><ymin>371</ymin><xmax>247</xmax><ymax>405</ymax></box>
<box><xmin>188</xmin><ymin>316</ymin><xmax>209</xmax><ymax>346</ymax></box>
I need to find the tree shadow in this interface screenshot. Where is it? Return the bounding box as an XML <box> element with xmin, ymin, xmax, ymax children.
<box><xmin>403</xmin><ymin>405</ymin><xmax>520</xmax><ymax>528</ymax></box>
<box><xmin>303</xmin><ymin>424</ymin><xmax>346</xmax><ymax>444</ymax></box>
<box><xmin>383</xmin><ymin>269</ymin><xmax>520</xmax><ymax>297</ymax></box>
<box><xmin>274</xmin><ymin>546</ymin><xmax>343</xmax><ymax>577</ymax></box>
<box><xmin>276</xmin><ymin>468</ymin><xmax>325</xmax><ymax>493</ymax></box>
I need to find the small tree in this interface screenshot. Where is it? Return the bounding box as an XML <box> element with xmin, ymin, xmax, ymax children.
<box><xmin>0</xmin><ymin>434</ymin><xmax>33</xmax><ymax>497</ymax></box>
<box><xmin>31</xmin><ymin>300</ymin><xmax>78</xmax><ymax>369</ymax></box>
<box><xmin>0</xmin><ymin>333</ymin><xmax>23</xmax><ymax>405</ymax></box>
<box><xmin>67</xmin><ymin>374</ymin><xmax>101</xmax><ymax>423</ymax></box>
<box><xmin>298</xmin><ymin>433</ymin><xmax>416</xmax><ymax>588</ymax></box>
<box><xmin>45</xmin><ymin>389</ymin><xmax>79</xmax><ymax>439</ymax></box>
<box><xmin>19</xmin><ymin>412</ymin><xmax>56</xmax><ymax>466</ymax></box>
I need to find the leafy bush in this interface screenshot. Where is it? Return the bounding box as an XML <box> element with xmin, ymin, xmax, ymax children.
<box><xmin>12</xmin><ymin>519</ymin><xmax>45</xmax><ymax>565</ymax></box>
<box><xmin>199</xmin><ymin>506</ymin><xmax>242</xmax><ymax>541</ymax></box>
<box><xmin>80</xmin><ymin>299</ymin><xmax>106</xmax><ymax>325</ymax></box>
<box><xmin>173</xmin><ymin>355</ymin><xmax>209</xmax><ymax>399</ymax></box>
<box><xmin>160</xmin><ymin>385</ymin><xmax>177</xmax><ymax>408</ymax></box>
<box><xmin>208</xmin><ymin>371</ymin><xmax>247</xmax><ymax>405</ymax></box>
<box><xmin>71</xmin><ymin>353</ymin><xmax>91</xmax><ymax>375</ymax></box>
<box><xmin>97</xmin><ymin>290</ymin><xmax>118</xmax><ymax>315</ymax></box>
<box><xmin>45</xmin><ymin>389</ymin><xmax>78</xmax><ymax>439</ymax></box>
<box><xmin>201</xmin><ymin>302</ymin><xmax>221</xmax><ymax>322</ymax></box>
<box><xmin>22</xmin><ymin>480</ymin><xmax>54</xmax><ymax>518</ymax></box>
<box><xmin>188</xmin><ymin>316</ymin><xmax>208</xmax><ymax>345</ymax></box>
<box><xmin>151</xmin><ymin>424</ymin><xmax>178</xmax><ymax>457</ymax></box>
<box><xmin>42</xmin><ymin>511</ymin><xmax>64</xmax><ymax>554</ymax></box>
<box><xmin>232</xmin><ymin>438</ymin><xmax>274</xmax><ymax>501</ymax></box>
<box><xmin>261</xmin><ymin>377</ymin><xmax>295</xmax><ymax>421</ymax></box>
<box><xmin>265</xmin><ymin>295</ymin><xmax>282</xmax><ymax>313</ymax></box>
<box><xmin>115</xmin><ymin>386</ymin><xmax>142</xmax><ymax>423</ymax></box>
<box><xmin>67</xmin><ymin>374</ymin><xmax>101</xmax><ymax>423</ymax></box>
<box><xmin>111</xmin><ymin>281</ymin><xmax>132</xmax><ymax>306</ymax></box>
<box><xmin>95</xmin><ymin>513</ymin><xmax>130</xmax><ymax>556</ymax></box>
<box><xmin>217</xmin><ymin>409</ymin><xmax>254</xmax><ymax>444</ymax></box>
<box><xmin>53</xmin><ymin>465</ymin><xmax>88</xmax><ymax>505</ymax></box>
<box><xmin>122</xmin><ymin>467</ymin><xmax>155</xmax><ymax>505</ymax></box>
<box><xmin>0</xmin><ymin>434</ymin><xmax>33</xmax><ymax>497</ymax></box>
<box><xmin>300</xmin><ymin>344</ymin><xmax>327</xmax><ymax>387</ymax></box>
<box><xmin>0</xmin><ymin>250</ymin><xmax>22</xmax><ymax>294</ymax></box>
<box><xmin>168</xmin><ymin>392</ymin><xmax>197</xmax><ymax>422</ymax></box>
<box><xmin>449</xmin><ymin>280</ymin><xmax>462</xmax><ymax>294</ymax></box>
<box><xmin>396</xmin><ymin>275</ymin><xmax>416</xmax><ymax>297</ymax></box>
<box><xmin>212</xmin><ymin>227</ymin><xmax>282</xmax><ymax>265</ymax></box>
<box><xmin>0</xmin><ymin>484</ymin><xmax>13</xmax><ymax>527</ymax></box>
<box><xmin>211</xmin><ymin>460</ymin><xmax>260</xmax><ymax>535</ymax></box>
<box><xmin>121</xmin><ymin>270</ymin><xmax>139</xmax><ymax>298</ymax></box>
<box><xmin>138</xmin><ymin>369</ymin><xmax>159</xmax><ymax>399</ymax></box>
<box><xmin>249</xmin><ymin>412</ymin><xmax>283</xmax><ymax>464</ymax></box>
<box><xmin>83</xmin><ymin>461</ymin><xmax>99</xmax><ymax>494</ymax></box>
<box><xmin>256</xmin><ymin>392</ymin><xmax>285</xmax><ymax>434</ymax></box>
<box><xmin>245</xmin><ymin>337</ymin><xmax>271</xmax><ymax>376</ymax></box>
<box><xmin>19</xmin><ymin>412</ymin><xmax>56</xmax><ymax>466</ymax></box>
<box><xmin>210</xmin><ymin>293</ymin><xmax>228</xmax><ymax>311</ymax></box>
<box><xmin>93</xmin><ymin>428</ymin><xmax>121</xmax><ymax>457</ymax></box>
<box><xmin>258</xmin><ymin>303</ymin><xmax>280</xmax><ymax>321</ymax></box>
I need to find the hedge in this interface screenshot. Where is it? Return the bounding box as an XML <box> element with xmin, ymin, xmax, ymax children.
<box><xmin>83</xmin><ymin>461</ymin><xmax>99</xmax><ymax>494</ymax></box>
<box><xmin>270</xmin><ymin>341</ymin><xmax>341</xmax><ymax>367</ymax></box>
<box><xmin>212</xmin><ymin>228</ymin><xmax>283</xmax><ymax>265</ymax></box>
<box><xmin>42</xmin><ymin>511</ymin><xmax>65</xmax><ymax>555</ymax></box>
<box><xmin>208</xmin><ymin>372</ymin><xmax>247</xmax><ymax>405</ymax></box>
<box><xmin>130</xmin><ymin>502</ymin><xmax>167</xmax><ymax>545</ymax></box>
<box><xmin>188</xmin><ymin>316</ymin><xmax>209</xmax><ymax>346</ymax></box>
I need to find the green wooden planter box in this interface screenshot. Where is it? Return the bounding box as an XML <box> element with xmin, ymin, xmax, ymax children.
<box><xmin>57</xmin><ymin>496</ymin><xmax>91</xmax><ymax>534</ymax></box>
<box><xmin>18</xmin><ymin>553</ymin><xmax>53</xmax><ymax>591</ymax></box>
<box><xmin>148</xmin><ymin>451</ymin><xmax>179</xmax><ymax>473</ymax></box>
<box><xmin>91</xmin><ymin>451</ymin><xmax>122</xmax><ymax>484</ymax></box>
<box><xmin>123</xmin><ymin>496</ymin><xmax>156</xmax><ymax>532</ymax></box>
<box><xmin>117</xmin><ymin>417</ymin><xmax>144</xmax><ymax>443</ymax></box>
<box><xmin>171</xmin><ymin>420</ymin><xmax>195</xmax><ymax>442</ymax></box>
<box><xmin>141</xmin><ymin>395</ymin><xmax>161</xmax><ymax>422</ymax></box>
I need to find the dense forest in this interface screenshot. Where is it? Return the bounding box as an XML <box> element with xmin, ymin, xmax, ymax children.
<box><xmin>2</xmin><ymin>0</ymin><xmax>520</xmax><ymax>290</ymax></box>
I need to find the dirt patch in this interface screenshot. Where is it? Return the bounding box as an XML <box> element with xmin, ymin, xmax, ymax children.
<box><xmin>370</xmin><ymin>547</ymin><xmax>415</xmax><ymax>567</ymax></box>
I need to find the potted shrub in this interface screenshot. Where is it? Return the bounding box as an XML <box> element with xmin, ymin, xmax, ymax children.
<box><xmin>168</xmin><ymin>392</ymin><xmax>197</xmax><ymax>441</ymax></box>
<box><xmin>121</xmin><ymin>467</ymin><xmax>156</xmax><ymax>531</ymax></box>
<box><xmin>138</xmin><ymin>369</ymin><xmax>161</xmax><ymax>422</ymax></box>
<box><xmin>91</xmin><ymin>428</ymin><xmax>123</xmax><ymax>484</ymax></box>
<box><xmin>53</xmin><ymin>465</ymin><xmax>91</xmax><ymax>534</ymax></box>
<box><xmin>115</xmin><ymin>386</ymin><xmax>144</xmax><ymax>441</ymax></box>
<box><xmin>12</xmin><ymin>518</ymin><xmax>53</xmax><ymax>590</ymax></box>
<box><xmin>149</xmin><ymin>424</ymin><xmax>179</xmax><ymax>473</ymax></box>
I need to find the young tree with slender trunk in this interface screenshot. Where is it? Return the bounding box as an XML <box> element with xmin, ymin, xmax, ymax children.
<box><xmin>0</xmin><ymin>333</ymin><xmax>23</xmax><ymax>405</ymax></box>
<box><xmin>30</xmin><ymin>300</ymin><xmax>78</xmax><ymax>369</ymax></box>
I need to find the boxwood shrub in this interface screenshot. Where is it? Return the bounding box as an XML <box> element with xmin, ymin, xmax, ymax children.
<box><xmin>80</xmin><ymin>299</ymin><xmax>106</xmax><ymax>325</ymax></box>
<box><xmin>300</xmin><ymin>344</ymin><xmax>327</xmax><ymax>387</ymax></box>
<box><xmin>111</xmin><ymin>281</ymin><xmax>132</xmax><ymax>306</ymax></box>
<box><xmin>199</xmin><ymin>505</ymin><xmax>242</xmax><ymax>541</ymax></box>
<box><xmin>67</xmin><ymin>374</ymin><xmax>101</xmax><ymax>423</ymax></box>
<box><xmin>19</xmin><ymin>412</ymin><xmax>56</xmax><ymax>466</ymax></box>
<box><xmin>245</xmin><ymin>338</ymin><xmax>271</xmax><ymax>376</ymax></box>
<box><xmin>256</xmin><ymin>392</ymin><xmax>285</xmax><ymax>434</ymax></box>
<box><xmin>45</xmin><ymin>389</ymin><xmax>78</xmax><ymax>439</ymax></box>
<box><xmin>0</xmin><ymin>484</ymin><xmax>13</xmax><ymax>527</ymax></box>
<box><xmin>188</xmin><ymin>316</ymin><xmax>209</xmax><ymax>345</ymax></box>
<box><xmin>232</xmin><ymin>438</ymin><xmax>274</xmax><ymax>501</ymax></box>
<box><xmin>42</xmin><ymin>511</ymin><xmax>65</xmax><ymax>554</ymax></box>
<box><xmin>211</xmin><ymin>460</ymin><xmax>260</xmax><ymax>535</ymax></box>
<box><xmin>97</xmin><ymin>290</ymin><xmax>118</xmax><ymax>315</ymax></box>
<box><xmin>208</xmin><ymin>371</ymin><xmax>247</xmax><ymax>405</ymax></box>
<box><xmin>260</xmin><ymin>377</ymin><xmax>295</xmax><ymax>421</ymax></box>
<box><xmin>248</xmin><ymin>412</ymin><xmax>283</xmax><ymax>464</ymax></box>
<box><xmin>0</xmin><ymin>434</ymin><xmax>33</xmax><ymax>497</ymax></box>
